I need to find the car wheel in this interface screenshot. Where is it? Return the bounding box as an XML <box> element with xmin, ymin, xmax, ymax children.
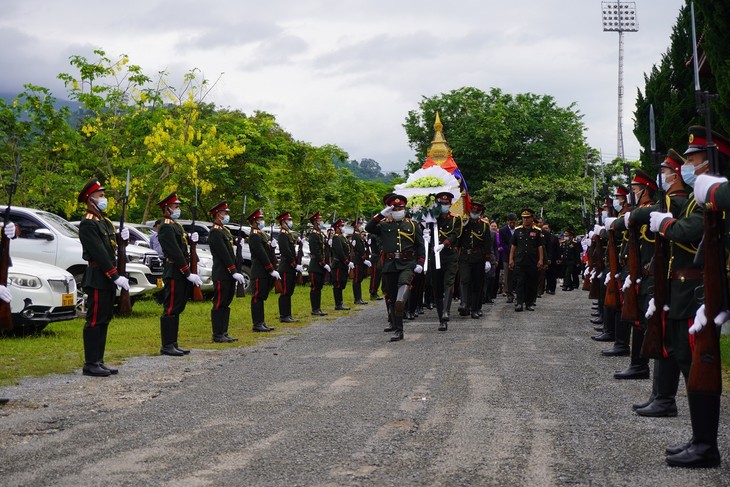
<box><xmin>240</xmin><ymin>266</ymin><xmax>252</xmax><ymax>294</ymax></box>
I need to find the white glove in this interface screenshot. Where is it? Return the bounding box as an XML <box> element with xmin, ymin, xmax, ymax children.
<box><xmin>119</xmin><ymin>227</ymin><xmax>130</xmax><ymax>241</ymax></box>
<box><xmin>689</xmin><ymin>305</ymin><xmax>730</xmax><ymax>334</ymax></box>
<box><xmin>347</xmin><ymin>262</ymin><xmax>355</xmax><ymax>271</ymax></box>
<box><xmin>351</xmin><ymin>240</ymin><xmax>356</xmax><ymax>247</ymax></box>
<box><xmin>232</xmin><ymin>272</ymin><xmax>245</xmax><ymax>285</ymax></box>
<box><xmin>622</xmin><ymin>275</ymin><xmax>632</xmax><ymax>291</ymax></box>
<box><xmin>327</xmin><ymin>239</ymin><xmax>333</xmax><ymax>246</ymax></box>
<box><xmin>186</xmin><ymin>273</ymin><xmax>203</xmax><ymax>287</ymax></box>
<box><xmin>584</xmin><ymin>267</ymin><xmax>590</xmax><ymax>277</ymax></box>
<box><xmin>588</xmin><ymin>231</ymin><xmax>594</xmax><ymax>238</ymax></box>
<box><xmin>604</xmin><ymin>272</ymin><xmax>611</xmax><ymax>285</ymax></box>
<box><xmin>270</xmin><ymin>238</ymin><xmax>278</xmax><ymax>249</ymax></box>
<box><xmin>645</xmin><ymin>297</ymin><xmax>656</xmax><ymax>319</ymax></box>
<box><xmin>593</xmin><ymin>224</ymin><xmax>603</xmax><ymax>235</ymax></box>
<box><xmin>295</xmin><ymin>264</ymin><xmax>304</xmax><ymax>273</ymax></box>
<box><xmin>590</xmin><ymin>270</ymin><xmax>596</xmax><ymax>279</ymax></box>
<box><xmin>0</xmin><ymin>284</ymin><xmax>11</xmax><ymax>303</ymax></box>
<box><xmin>114</xmin><ymin>275</ymin><xmax>130</xmax><ymax>291</ymax></box>
<box><xmin>484</xmin><ymin>261</ymin><xmax>492</xmax><ymax>273</ymax></box>
<box><xmin>381</xmin><ymin>206</ymin><xmax>394</xmax><ymax>217</ymax></box>
<box><xmin>433</xmin><ymin>243</ymin><xmax>444</xmax><ymax>253</ymax></box>
<box><xmin>604</xmin><ymin>217</ymin><xmax>617</xmax><ymax>229</ymax></box>
<box><xmin>3</xmin><ymin>223</ymin><xmax>16</xmax><ymax>239</ymax></box>
<box><xmin>414</xmin><ymin>264</ymin><xmax>423</xmax><ymax>274</ymax></box>
<box><xmin>363</xmin><ymin>260</ymin><xmax>372</xmax><ymax>267</ymax></box>
<box><xmin>323</xmin><ymin>264</ymin><xmax>331</xmax><ymax>273</ymax></box>
<box><xmin>649</xmin><ymin>211</ymin><xmax>673</xmax><ymax>233</ymax></box>
<box><xmin>269</xmin><ymin>270</ymin><xmax>281</xmax><ymax>280</ymax></box>
<box><xmin>694</xmin><ymin>174</ymin><xmax>728</xmax><ymax>206</ymax></box>
<box><xmin>190</xmin><ymin>232</ymin><xmax>199</xmax><ymax>243</ymax></box>
<box><xmin>624</xmin><ymin>211</ymin><xmax>631</xmax><ymax>226</ymax></box>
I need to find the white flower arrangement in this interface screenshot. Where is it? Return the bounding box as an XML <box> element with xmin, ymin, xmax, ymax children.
<box><xmin>393</xmin><ymin>166</ymin><xmax>461</xmax><ymax>221</ymax></box>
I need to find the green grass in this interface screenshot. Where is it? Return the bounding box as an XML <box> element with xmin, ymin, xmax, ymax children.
<box><xmin>0</xmin><ymin>284</ymin><xmax>365</xmax><ymax>386</ymax></box>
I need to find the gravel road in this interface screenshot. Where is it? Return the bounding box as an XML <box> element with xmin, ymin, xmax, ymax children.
<box><xmin>1</xmin><ymin>290</ymin><xmax>729</xmax><ymax>486</ymax></box>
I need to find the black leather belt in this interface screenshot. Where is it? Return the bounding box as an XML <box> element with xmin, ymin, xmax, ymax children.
<box><xmin>384</xmin><ymin>251</ymin><xmax>414</xmax><ymax>260</ymax></box>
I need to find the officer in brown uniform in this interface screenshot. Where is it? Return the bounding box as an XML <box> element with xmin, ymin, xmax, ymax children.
<box><xmin>509</xmin><ymin>208</ymin><xmax>544</xmax><ymax>311</ymax></box>
<box><xmin>208</xmin><ymin>201</ymin><xmax>245</xmax><ymax>342</ymax></box>
<box><xmin>78</xmin><ymin>178</ymin><xmax>130</xmax><ymax>375</ymax></box>
<box><xmin>157</xmin><ymin>192</ymin><xmax>203</xmax><ymax>356</ymax></box>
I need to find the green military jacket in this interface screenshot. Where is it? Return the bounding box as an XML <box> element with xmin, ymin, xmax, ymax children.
<box><xmin>209</xmin><ymin>223</ymin><xmax>237</xmax><ymax>281</ymax></box>
<box><xmin>510</xmin><ymin>225</ymin><xmax>544</xmax><ymax>267</ymax></box>
<box><xmin>277</xmin><ymin>228</ymin><xmax>298</xmax><ymax>274</ymax></box>
<box><xmin>365</xmin><ymin>215</ymin><xmax>425</xmax><ymax>272</ymax></box>
<box><xmin>158</xmin><ymin>218</ymin><xmax>191</xmax><ymax>280</ymax></box>
<box><xmin>368</xmin><ymin>232</ymin><xmax>382</xmax><ymax>260</ymax></box>
<box><xmin>614</xmin><ymin>201</ymin><xmax>657</xmax><ymax>296</ymax></box>
<box><xmin>79</xmin><ymin>211</ymin><xmax>118</xmax><ymax>290</ymax></box>
<box><xmin>351</xmin><ymin>232</ymin><xmax>369</xmax><ymax>264</ymax></box>
<box><xmin>458</xmin><ymin>218</ymin><xmax>491</xmax><ymax>264</ymax></box>
<box><xmin>560</xmin><ymin>239</ymin><xmax>580</xmax><ymax>264</ymax></box>
<box><xmin>308</xmin><ymin>229</ymin><xmax>327</xmax><ymax>275</ymax></box>
<box><xmin>249</xmin><ymin>229</ymin><xmax>275</xmax><ymax>279</ymax></box>
<box><xmin>331</xmin><ymin>233</ymin><xmax>350</xmax><ymax>270</ymax></box>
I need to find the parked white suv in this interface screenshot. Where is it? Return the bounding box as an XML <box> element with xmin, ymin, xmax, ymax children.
<box><xmin>7</xmin><ymin>206</ymin><xmax>161</xmax><ymax>298</ymax></box>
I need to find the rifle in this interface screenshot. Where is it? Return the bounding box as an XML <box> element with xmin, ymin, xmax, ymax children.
<box><xmin>189</xmin><ymin>184</ymin><xmax>204</xmax><ymax>302</ymax></box>
<box><xmin>235</xmin><ymin>195</ymin><xmax>248</xmax><ymax>297</ymax></box>
<box><xmin>621</xmin><ymin>163</ymin><xmax>641</xmax><ymax>323</ymax></box>
<box><xmin>269</xmin><ymin>210</ymin><xmax>283</xmax><ymax>294</ymax></box>
<box><xmin>641</xmin><ymin>104</ymin><xmax>667</xmax><ymax>359</ymax></box>
<box><xmin>115</xmin><ymin>169</ymin><xmax>132</xmax><ymax>316</ymax></box>
<box><xmin>295</xmin><ymin>207</ymin><xmax>308</xmax><ymax>285</ymax></box>
<box><xmin>604</xmin><ymin>187</ymin><xmax>620</xmax><ymax>310</ymax></box>
<box><xmin>0</xmin><ymin>149</ymin><xmax>20</xmax><ymax>329</ymax></box>
<box><xmin>588</xmin><ymin>209</ymin><xmax>603</xmax><ymax>299</ymax></box>
<box><xmin>687</xmin><ymin>1</ymin><xmax>722</xmax><ymax>397</ymax></box>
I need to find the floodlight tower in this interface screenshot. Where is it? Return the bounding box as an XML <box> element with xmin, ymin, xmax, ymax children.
<box><xmin>601</xmin><ymin>2</ymin><xmax>638</xmax><ymax>165</ymax></box>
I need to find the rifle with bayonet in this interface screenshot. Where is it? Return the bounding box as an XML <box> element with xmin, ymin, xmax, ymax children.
<box><xmin>641</xmin><ymin>104</ymin><xmax>667</xmax><ymax>359</ymax></box>
<box><xmin>588</xmin><ymin>208</ymin><xmax>603</xmax><ymax>300</ymax></box>
<box><xmin>269</xmin><ymin>209</ymin><xmax>283</xmax><ymax>294</ymax></box>
<box><xmin>116</xmin><ymin>169</ymin><xmax>132</xmax><ymax>316</ymax></box>
<box><xmin>296</xmin><ymin>203</ymin><xmax>310</xmax><ymax>285</ymax></box>
<box><xmin>235</xmin><ymin>195</ymin><xmax>248</xmax><ymax>297</ymax></box>
<box><xmin>621</xmin><ymin>162</ymin><xmax>641</xmax><ymax>323</ymax></box>
<box><xmin>189</xmin><ymin>184</ymin><xmax>204</xmax><ymax>302</ymax></box>
<box><xmin>604</xmin><ymin>183</ymin><xmax>620</xmax><ymax>310</ymax></box>
<box><xmin>687</xmin><ymin>1</ymin><xmax>722</xmax><ymax>397</ymax></box>
<box><xmin>0</xmin><ymin>148</ymin><xmax>20</xmax><ymax>329</ymax></box>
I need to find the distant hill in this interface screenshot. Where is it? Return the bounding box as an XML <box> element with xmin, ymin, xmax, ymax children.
<box><xmin>0</xmin><ymin>91</ymin><xmax>83</xmax><ymax>112</ymax></box>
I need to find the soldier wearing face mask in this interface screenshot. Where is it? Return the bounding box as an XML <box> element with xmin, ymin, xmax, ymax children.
<box><xmin>457</xmin><ymin>202</ymin><xmax>492</xmax><ymax>319</ymax></box>
<box><xmin>157</xmin><ymin>192</ymin><xmax>203</xmax><ymax>356</ymax></box>
<box><xmin>307</xmin><ymin>212</ymin><xmax>329</xmax><ymax>316</ymax></box>
<box><xmin>208</xmin><ymin>201</ymin><xmax>244</xmax><ymax>342</ymax></box>
<box><xmin>276</xmin><ymin>211</ymin><xmax>302</xmax><ymax>323</ymax></box>
<box><xmin>247</xmin><ymin>209</ymin><xmax>279</xmax><ymax>332</ymax></box>
<box><xmin>366</xmin><ymin>194</ymin><xmax>425</xmax><ymax>341</ymax></box>
<box><xmin>429</xmin><ymin>192</ymin><xmax>461</xmax><ymax>331</ymax></box>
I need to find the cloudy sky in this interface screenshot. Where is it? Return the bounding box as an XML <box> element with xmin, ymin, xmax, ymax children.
<box><xmin>0</xmin><ymin>0</ymin><xmax>686</xmax><ymax>174</ymax></box>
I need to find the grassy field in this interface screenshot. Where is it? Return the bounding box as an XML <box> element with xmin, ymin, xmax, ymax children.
<box><xmin>0</xmin><ymin>284</ymin><xmax>368</xmax><ymax>387</ymax></box>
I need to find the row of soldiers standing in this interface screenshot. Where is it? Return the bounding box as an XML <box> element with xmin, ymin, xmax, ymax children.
<box><xmin>583</xmin><ymin>125</ymin><xmax>730</xmax><ymax>469</ymax></box>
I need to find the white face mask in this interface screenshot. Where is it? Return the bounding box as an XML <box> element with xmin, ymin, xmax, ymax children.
<box><xmin>661</xmin><ymin>173</ymin><xmax>673</xmax><ymax>191</ymax></box>
<box><xmin>221</xmin><ymin>214</ymin><xmax>230</xmax><ymax>225</ymax></box>
<box><xmin>440</xmin><ymin>205</ymin><xmax>451</xmax><ymax>214</ymax></box>
<box><xmin>612</xmin><ymin>198</ymin><xmax>622</xmax><ymax>212</ymax></box>
<box><xmin>170</xmin><ymin>208</ymin><xmax>181</xmax><ymax>220</ymax></box>
<box><xmin>469</xmin><ymin>212</ymin><xmax>481</xmax><ymax>219</ymax></box>
<box><xmin>601</xmin><ymin>210</ymin><xmax>608</xmax><ymax>223</ymax></box>
<box><xmin>95</xmin><ymin>197</ymin><xmax>108</xmax><ymax>212</ymax></box>
<box><xmin>257</xmin><ymin>220</ymin><xmax>266</xmax><ymax>230</ymax></box>
<box><xmin>284</xmin><ymin>219</ymin><xmax>293</xmax><ymax>228</ymax></box>
<box><xmin>391</xmin><ymin>210</ymin><xmax>405</xmax><ymax>221</ymax></box>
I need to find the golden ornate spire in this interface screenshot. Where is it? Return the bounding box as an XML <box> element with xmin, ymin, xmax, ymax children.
<box><xmin>426</xmin><ymin>112</ymin><xmax>452</xmax><ymax>164</ymax></box>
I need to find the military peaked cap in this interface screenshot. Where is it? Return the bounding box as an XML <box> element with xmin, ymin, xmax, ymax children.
<box><xmin>276</xmin><ymin>211</ymin><xmax>292</xmax><ymax>222</ymax></box>
<box><xmin>470</xmin><ymin>201</ymin><xmax>485</xmax><ymax>213</ymax></box>
<box><xmin>246</xmin><ymin>209</ymin><xmax>264</xmax><ymax>224</ymax></box>
<box><xmin>435</xmin><ymin>191</ymin><xmax>453</xmax><ymax>204</ymax></box>
<box><xmin>684</xmin><ymin>126</ymin><xmax>730</xmax><ymax>157</ymax></box>
<box><xmin>208</xmin><ymin>200</ymin><xmax>229</xmax><ymax>216</ymax></box>
<box><xmin>308</xmin><ymin>212</ymin><xmax>322</xmax><ymax>224</ymax></box>
<box><xmin>614</xmin><ymin>185</ymin><xmax>629</xmax><ymax>197</ymax></box>
<box><xmin>386</xmin><ymin>194</ymin><xmax>407</xmax><ymax>207</ymax></box>
<box><xmin>78</xmin><ymin>178</ymin><xmax>105</xmax><ymax>203</ymax></box>
<box><xmin>157</xmin><ymin>192</ymin><xmax>182</xmax><ymax>208</ymax></box>
<box><xmin>520</xmin><ymin>208</ymin><xmax>535</xmax><ymax>218</ymax></box>
<box><xmin>631</xmin><ymin>169</ymin><xmax>657</xmax><ymax>191</ymax></box>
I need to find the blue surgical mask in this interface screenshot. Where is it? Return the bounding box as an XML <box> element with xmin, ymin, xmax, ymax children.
<box><xmin>221</xmin><ymin>214</ymin><xmax>230</xmax><ymax>225</ymax></box>
<box><xmin>612</xmin><ymin>199</ymin><xmax>622</xmax><ymax>212</ymax></box>
<box><xmin>440</xmin><ymin>205</ymin><xmax>451</xmax><ymax>214</ymax></box>
<box><xmin>469</xmin><ymin>212</ymin><xmax>481</xmax><ymax>219</ymax></box>
<box><xmin>258</xmin><ymin>221</ymin><xmax>266</xmax><ymax>230</ymax></box>
<box><xmin>661</xmin><ymin>173</ymin><xmax>672</xmax><ymax>191</ymax></box>
<box><xmin>95</xmin><ymin>197</ymin><xmax>108</xmax><ymax>212</ymax></box>
<box><xmin>170</xmin><ymin>208</ymin><xmax>181</xmax><ymax>220</ymax></box>
<box><xmin>285</xmin><ymin>219</ymin><xmax>293</xmax><ymax>228</ymax></box>
<box><xmin>681</xmin><ymin>161</ymin><xmax>708</xmax><ymax>187</ymax></box>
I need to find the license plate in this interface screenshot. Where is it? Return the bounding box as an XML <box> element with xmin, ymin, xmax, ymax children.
<box><xmin>157</xmin><ymin>278</ymin><xmax>163</xmax><ymax>288</ymax></box>
<box><xmin>62</xmin><ymin>293</ymin><xmax>74</xmax><ymax>306</ymax></box>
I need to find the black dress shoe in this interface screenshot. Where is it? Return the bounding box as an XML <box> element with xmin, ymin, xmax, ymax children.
<box><xmin>635</xmin><ymin>401</ymin><xmax>678</xmax><ymax>417</ymax></box>
<box><xmin>83</xmin><ymin>363</ymin><xmax>112</xmax><ymax>376</ymax></box>
<box><xmin>614</xmin><ymin>365</ymin><xmax>650</xmax><ymax>379</ymax></box>
<box><xmin>252</xmin><ymin>323</ymin><xmax>272</xmax><ymax>332</ymax></box>
<box><xmin>591</xmin><ymin>311</ymin><xmax>601</xmax><ymax>317</ymax></box>
<box><xmin>526</xmin><ymin>305</ymin><xmax>535</xmax><ymax>311</ymax></box>
<box><xmin>370</xmin><ymin>294</ymin><xmax>384</xmax><ymax>301</ymax></box>
<box><xmin>383</xmin><ymin>325</ymin><xmax>395</xmax><ymax>332</ymax></box>
<box><xmin>591</xmin><ymin>333</ymin><xmax>614</xmax><ymax>342</ymax></box>
<box><xmin>438</xmin><ymin>321</ymin><xmax>448</xmax><ymax>331</ymax></box>
<box><xmin>280</xmin><ymin>316</ymin><xmax>297</xmax><ymax>323</ymax></box>
<box><xmin>334</xmin><ymin>305</ymin><xmax>351</xmax><ymax>311</ymax></box>
<box><xmin>601</xmin><ymin>346</ymin><xmax>630</xmax><ymax>357</ymax></box>
<box><xmin>311</xmin><ymin>309</ymin><xmax>328</xmax><ymax>316</ymax></box>
<box><xmin>213</xmin><ymin>335</ymin><xmax>230</xmax><ymax>343</ymax></box>
<box><xmin>590</xmin><ymin>317</ymin><xmax>603</xmax><ymax>324</ymax></box>
<box><xmin>160</xmin><ymin>345</ymin><xmax>185</xmax><ymax>356</ymax></box>
<box><xmin>174</xmin><ymin>344</ymin><xmax>191</xmax><ymax>354</ymax></box>
<box><xmin>354</xmin><ymin>299</ymin><xmax>369</xmax><ymax>305</ymax></box>
<box><xmin>632</xmin><ymin>396</ymin><xmax>654</xmax><ymax>411</ymax></box>
<box><xmin>666</xmin><ymin>444</ymin><xmax>721</xmax><ymax>468</ymax></box>
<box><xmin>223</xmin><ymin>334</ymin><xmax>239</xmax><ymax>342</ymax></box>
<box><xmin>666</xmin><ymin>440</ymin><xmax>693</xmax><ymax>456</ymax></box>
<box><xmin>471</xmin><ymin>311</ymin><xmax>480</xmax><ymax>319</ymax></box>
<box><xmin>100</xmin><ymin>363</ymin><xmax>118</xmax><ymax>375</ymax></box>
<box><xmin>405</xmin><ymin>311</ymin><xmax>415</xmax><ymax>320</ymax></box>
<box><xmin>389</xmin><ymin>331</ymin><xmax>404</xmax><ymax>341</ymax></box>
<box><xmin>594</xmin><ymin>326</ymin><xmax>604</xmax><ymax>332</ymax></box>
<box><xmin>514</xmin><ymin>304</ymin><xmax>523</xmax><ymax>312</ymax></box>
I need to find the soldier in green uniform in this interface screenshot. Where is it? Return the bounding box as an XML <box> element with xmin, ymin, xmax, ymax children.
<box><xmin>330</xmin><ymin>218</ymin><xmax>351</xmax><ymax>311</ymax></box>
<box><xmin>365</xmin><ymin>194</ymin><xmax>425</xmax><ymax>341</ymax></box>
<box><xmin>77</xmin><ymin>178</ymin><xmax>130</xmax><ymax>376</ymax></box>
<box><xmin>350</xmin><ymin>218</ymin><xmax>371</xmax><ymax>305</ymax></box>
<box><xmin>509</xmin><ymin>208</ymin><xmax>544</xmax><ymax>312</ymax></box>
<box><xmin>627</xmin><ymin>150</ymin><xmax>688</xmax><ymax>417</ymax></box>
<box><xmin>247</xmin><ymin>209</ymin><xmax>279</xmax><ymax>332</ymax></box>
<box><xmin>307</xmin><ymin>212</ymin><xmax>329</xmax><ymax>316</ymax></box>
<box><xmin>559</xmin><ymin>230</ymin><xmax>580</xmax><ymax>290</ymax></box>
<box><xmin>208</xmin><ymin>201</ymin><xmax>245</xmax><ymax>342</ymax></box>
<box><xmin>654</xmin><ymin>127</ymin><xmax>730</xmax><ymax>468</ymax></box>
<box><xmin>428</xmin><ymin>191</ymin><xmax>461</xmax><ymax>331</ymax></box>
<box><xmin>457</xmin><ymin>202</ymin><xmax>492</xmax><ymax>319</ymax></box>
<box><xmin>276</xmin><ymin>211</ymin><xmax>302</xmax><ymax>323</ymax></box>
<box><xmin>157</xmin><ymin>192</ymin><xmax>203</xmax><ymax>356</ymax></box>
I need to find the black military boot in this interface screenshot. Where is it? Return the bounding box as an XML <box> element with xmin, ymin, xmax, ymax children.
<box><xmin>353</xmin><ymin>282</ymin><xmax>368</xmax><ymax>305</ymax></box>
<box><xmin>251</xmin><ymin>300</ymin><xmax>272</xmax><ymax>332</ymax></box>
<box><xmin>97</xmin><ymin>324</ymin><xmax>118</xmax><ymax>374</ymax></box>
<box><xmin>666</xmin><ymin>393</ymin><xmax>721</xmax><ymax>468</ymax></box>
<box><xmin>602</xmin><ymin>319</ymin><xmax>630</xmax><ymax>356</ymax></box>
<box><xmin>635</xmin><ymin>358</ymin><xmax>679</xmax><ymax>417</ymax></box>
<box><xmin>633</xmin><ymin>359</ymin><xmax>659</xmax><ymax>410</ymax></box>
<box><xmin>458</xmin><ymin>283</ymin><xmax>470</xmax><ymax>316</ymax></box>
<box><xmin>311</xmin><ymin>291</ymin><xmax>327</xmax><ymax>316</ymax></box>
<box><xmin>170</xmin><ymin>316</ymin><xmax>190</xmax><ymax>354</ymax></box>
<box><xmin>219</xmin><ymin>308</ymin><xmax>238</xmax><ymax>341</ymax></box>
<box><xmin>614</xmin><ymin>327</ymin><xmax>649</xmax><ymax>379</ymax></box>
<box><xmin>591</xmin><ymin>308</ymin><xmax>615</xmax><ymax>342</ymax></box>
<box><xmin>212</xmin><ymin>309</ymin><xmax>226</xmax><ymax>342</ymax></box>
<box><xmin>390</xmin><ymin>285</ymin><xmax>409</xmax><ymax>341</ymax></box>
<box><xmin>334</xmin><ymin>288</ymin><xmax>350</xmax><ymax>310</ymax></box>
<box><xmin>384</xmin><ymin>301</ymin><xmax>395</xmax><ymax>332</ymax></box>
<box><xmin>160</xmin><ymin>316</ymin><xmax>184</xmax><ymax>356</ymax></box>
<box><xmin>82</xmin><ymin>326</ymin><xmax>111</xmax><ymax>376</ymax></box>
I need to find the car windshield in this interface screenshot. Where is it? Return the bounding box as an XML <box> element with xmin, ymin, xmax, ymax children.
<box><xmin>35</xmin><ymin>210</ymin><xmax>79</xmax><ymax>237</ymax></box>
<box><xmin>133</xmin><ymin>225</ymin><xmax>155</xmax><ymax>237</ymax></box>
